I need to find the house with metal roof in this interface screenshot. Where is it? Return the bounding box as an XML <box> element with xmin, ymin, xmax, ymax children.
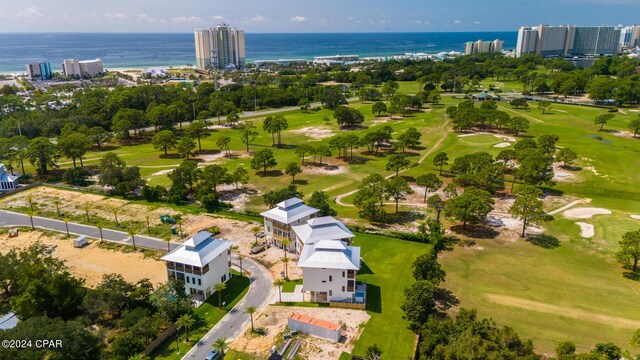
<box><xmin>0</xmin><ymin>163</ymin><xmax>19</xmax><ymax>192</ymax></box>
<box><xmin>260</xmin><ymin>197</ymin><xmax>319</xmax><ymax>252</ymax></box>
<box><xmin>290</xmin><ymin>216</ymin><xmax>355</xmax><ymax>253</ymax></box>
<box><xmin>298</xmin><ymin>239</ymin><xmax>361</xmax><ymax>303</ymax></box>
<box><xmin>161</xmin><ymin>231</ymin><xmax>232</xmax><ymax>300</ymax></box>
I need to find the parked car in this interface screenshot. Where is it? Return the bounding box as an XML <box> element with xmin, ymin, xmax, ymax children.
<box><xmin>204</xmin><ymin>350</ymin><xmax>221</xmax><ymax>360</ymax></box>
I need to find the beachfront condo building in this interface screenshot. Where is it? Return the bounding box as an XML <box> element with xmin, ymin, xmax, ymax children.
<box><xmin>516</xmin><ymin>25</ymin><xmax>621</xmax><ymax>57</ymax></box>
<box><xmin>194</xmin><ymin>24</ymin><xmax>245</xmax><ymax>70</ymax></box>
<box><xmin>25</xmin><ymin>62</ymin><xmax>52</xmax><ymax>81</ymax></box>
<box><xmin>619</xmin><ymin>26</ymin><xmax>640</xmax><ymax>49</ymax></box>
<box><xmin>62</xmin><ymin>59</ymin><xmax>104</xmax><ymax>78</ymax></box>
<box><xmin>465</xmin><ymin>39</ymin><xmax>503</xmax><ymax>55</ymax></box>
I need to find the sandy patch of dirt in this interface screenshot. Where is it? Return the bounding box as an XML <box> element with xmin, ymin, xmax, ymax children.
<box><xmin>253</xmin><ymin>247</ymin><xmax>303</xmax><ymax>281</ymax></box>
<box><xmin>493</xmin><ymin>142</ymin><xmax>511</xmax><ymax>148</ymax></box>
<box><xmin>610</xmin><ymin>131</ymin><xmax>637</xmax><ymax>139</ymax></box>
<box><xmin>584</xmin><ymin>166</ymin><xmax>606</xmax><ymax>178</ymax></box>
<box><xmin>302</xmin><ymin>163</ymin><xmax>347</xmax><ymax>176</ymax></box>
<box><xmin>0</xmin><ymin>186</ymin><xmax>179</xmax><ymax>225</ymax></box>
<box><xmin>216</xmin><ymin>185</ymin><xmax>259</xmax><ymax>211</ymax></box>
<box><xmin>486</xmin><ymin>196</ymin><xmax>544</xmax><ymax>236</ymax></box>
<box><xmin>229</xmin><ymin>306</ymin><xmax>370</xmax><ymax>360</ymax></box>
<box><xmin>552</xmin><ymin>165</ymin><xmax>576</xmax><ymax>182</ymax></box>
<box><xmin>291</xmin><ymin>127</ymin><xmax>335</xmax><ymax>141</ymax></box>
<box><xmin>146</xmin><ymin>168</ymin><xmax>175</xmax><ymax>179</ymax></box>
<box><xmin>181</xmin><ymin>214</ymin><xmax>261</xmax><ymax>250</ymax></box>
<box><xmin>196</xmin><ymin>152</ymin><xmax>249</xmax><ymax>164</ymax></box>
<box><xmin>563</xmin><ymin>207</ymin><xmax>612</xmax><ymax>219</ymax></box>
<box><xmin>576</xmin><ymin>222</ymin><xmax>594</xmax><ymax>238</ymax></box>
<box><xmin>0</xmin><ymin>230</ymin><xmax>166</xmax><ymax>287</ymax></box>
<box><xmin>484</xmin><ymin>294</ymin><xmax>640</xmax><ymax>329</ymax></box>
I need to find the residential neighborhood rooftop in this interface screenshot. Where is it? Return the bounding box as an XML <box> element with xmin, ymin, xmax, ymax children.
<box><xmin>291</xmin><ymin>216</ymin><xmax>355</xmax><ymax>245</ymax></box>
<box><xmin>161</xmin><ymin>231</ymin><xmax>232</xmax><ymax>267</ymax></box>
<box><xmin>298</xmin><ymin>240</ymin><xmax>361</xmax><ymax>270</ymax></box>
<box><xmin>289</xmin><ymin>312</ymin><xmax>341</xmax><ymax>331</ymax></box>
<box><xmin>260</xmin><ymin>197</ymin><xmax>320</xmax><ymax>224</ymax></box>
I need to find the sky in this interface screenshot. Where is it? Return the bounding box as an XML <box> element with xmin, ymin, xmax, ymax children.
<box><xmin>0</xmin><ymin>0</ymin><xmax>638</xmax><ymax>33</ymax></box>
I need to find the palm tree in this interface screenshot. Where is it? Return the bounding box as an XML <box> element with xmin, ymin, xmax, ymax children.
<box><xmin>53</xmin><ymin>199</ymin><xmax>61</xmax><ymax>217</ymax></box>
<box><xmin>128</xmin><ymin>229</ymin><xmax>137</xmax><ymax>250</ymax></box>
<box><xmin>83</xmin><ymin>205</ymin><xmax>91</xmax><ymax>222</ymax></box>
<box><xmin>176</xmin><ymin>314</ymin><xmax>195</xmax><ymax>342</ymax></box>
<box><xmin>63</xmin><ymin>217</ymin><xmax>71</xmax><ymax>237</ymax></box>
<box><xmin>112</xmin><ymin>209</ymin><xmax>119</xmax><ymax>226</ymax></box>
<box><xmin>144</xmin><ymin>215</ymin><xmax>151</xmax><ymax>233</ymax></box>
<box><xmin>273</xmin><ymin>279</ymin><xmax>285</xmax><ymax>303</ymax></box>
<box><xmin>214</xmin><ymin>282</ymin><xmax>226</xmax><ymax>308</ymax></box>
<box><xmin>244</xmin><ymin>306</ymin><xmax>257</xmax><ymax>332</ymax></box>
<box><xmin>27</xmin><ymin>195</ymin><xmax>34</xmax><ymax>212</ymax></box>
<box><xmin>281</xmin><ymin>257</ymin><xmax>290</xmax><ymax>279</ymax></box>
<box><xmin>237</xmin><ymin>254</ymin><xmax>246</xmax><ymax>276</ymax></box>
<box><xmin>213</xmin><ymin>337</ymin><xmax>229</xmax><ymax>356</ymax></box>
<box><xmin>165</xmin><ymin>238</ymin><xmax>171</xmax><ymax>252</ymax></box>
<box><xmin>281</xmin><ymin>238</ymin><xmax>291</xmax><ymax>258</ymax></box>
<box><xmin>26</xmin><ymin>211</ymin><xmax>36</xmax><ymax>230</ymax></box>
<box><xmin>97</xmin><ymin>226</ymin><xmax>104</xmax><ymax>243</ymax></box>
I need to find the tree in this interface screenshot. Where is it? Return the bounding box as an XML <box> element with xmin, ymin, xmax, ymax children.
<box><xmin>386</xmin><ymin>154</ymin><xmax>410</xmax><ymax>176</ymax></box>
<box><xmin>176</xmin><ymin>137</ymin><xmax>196</xmax><ymax>159</ymax></box>
<box><xmin>185</xmin><ymin>121</ymin><xmax>211</xmax><ymax>151</ymax></box>
<box><xmin>312</xmin><ymin>145</ymin><xmax>331</xmax><ymax>165</ymax></box>
<box><xmin>509</xmin><ymin>194</ymin><xmax>546</xmax><ymax>238</ymax></box>
<box><xmin>629</xmin><ymin>118</ymin><xmax>640</xmax><ymax>138</ymax></box>
<box><xmin>176</xmin><ymin>314</ymin><xmax>195</xmax><ymax>342</ymax></box>
<box><xmin>371</xmin><ymin>101</ymin><xmax>387</xmax><ymax>116</ymax></box>
<box><xmin>214</xmin><ymin>337</ymin><xmax>229</xmax><ymax>356</ymax></box>
<box><xmin>298</xmin><ymin>98</ymin><xmax>311</xmax><ymax>112</ymax></box>
<box><xmin>426</xmin><ymin>89</ymin><xmax>441</xmax><ymax>105</ymax></box>
<box><xmin>556</xmin><ymin>148</ymin><xmax>577</xmax><ymax>168</ymax></box>
<box><xmin>231</xmin><ymin>166</ymin><xmax>249</xmax><ymax>189</ymax></box>
<box><xmin>63</xmin><ymin>167</ymin><xmax>90</xmax><ymax>186</ymax></box>
<box><xmin>517</xmin><ymin>150</ymin><xmax>554</xmax><ymax>187</ymax></box>
<box><xmin>385</xmin><ymin>176</ymin><xmax>413</xmax><ymax>213</ymax></box>
<box><xmin>412</xmin><ymin>249</ymin><xmax>446</xmax><ymax>285</ymax></box>
<box><xmin>510</xmin><ymin>98</ymin><xmax>528</xmax><ymax>109</ymax></box>
<box><xmin>58</xmin><ymin>132</ymin><xmax>91</xmax><ymax>168</ymax></box>
<box><xmin>366</xmin><ymin>344</ymin><xmax>383</xmax><ymax>360</ymax></box>
<box><xmin>509</xmin><ymin>117</ymin><xmax>529</xmax><ymax>136</ymax></box>
<box><xmin>401</xmin><ymin>280</ymin><xmax>437</xmax><ymax>332</ymax></box>
<box><xmin>152</xmin><ymin>130</ymin><xmax>177</xmax><ymax>156</ymax></box>
<box><xmin>263</xmin><ymin>184</ymin><xmax>303</xmax><ymax>207</ymax></box>
<box><xmin>202</xmin><ymin>164</ymin><xmax>229</xmax><ymax>193</ymax></box>
<box><xmin>334</xmin><ymin>106</ymin><xmax>365</xmax><ymax>129</ymax></box>
<box><xmin>382</xmin><ymin>80</ymin><xmax>399</xmax><ymax>98</ymax></box>
<box><xmin>226</xmin><ymin>111</ymin><xmax>240</xmax><ymax>126</ymax></box>
<box><xmin>281</xmin><ymin>257</ymin><xmax>290</xmax><ymax>278</ymax></box>
<box><xmin>433</xmin><ymin>152</ymin><xmax>449</xmax><ymax>175</ymax></box>
<box><xmin>616</xmin><ymin>230</ymin><xmax>640</xmax><ymax>272</ymax></box>
<box><xmin>595</xmin><ymin>113</ymin><xmax>615</xmax><ymax>131</ymax></box>
<box><xmin>396</xmin><ymin>127</ymin><xmax>421</xmax><ymax>152</ymax></box>
<box><xmin>295</xmin><ymin>144</ymin><xmax>314</xmax><ymax>164</ymax></box>
<box><xmin>216</xmin><ymin>136</ymin><xmax>231</xmax><ymax>156</ymax></box>
<box><xmin>285</xmin><ymin>162</ymin><xmax>301</xmax><ymax>182</ymax></box>
<box><xmin>556</xmin><ymin>341</ymin><xmax>577</xmax><ymax>357</ymax></box>
<box><xmin>251</xmin><ymin>149</ymin><xmax>277</xmax><ymax>175</ymax></box>
<box><xmin>273</xmin><ymin>279</ymin><xmax>285</xmax><ymax>303</ymax></box>
<box><xmin>237</xmin><ymin>122</ymin><xmax>258</xmax><ymax>152</ymax></box>
<box><xmin>537</xmin><ymin>100</ymin><xmax>551</xmax><ymax>114</ymax></box>
<box><xmin>445</xmin><ymin>188</ymin><xmax>494</xmax><ymax>229</ymax></box>
<box><xmin>245</xmin><ymin>306</ymin><xmax>257</xmax><ymax>332</ymax></box>
<box><xmin>214</xmin><ymin>282</ymin><xmax>226</xmax><ymax>308</ymax></box>
<box><xmin>307</xmin><ymin>191</ymin><xmax>337</xmax><ymax>216</ymax></box>
<box><xmin>27</xmin><ymin>137</ymin><xmax>59</xmax><ymax>175</ymax></box>
<box><xmin>416</xmin><ymin>173</ymin><xmax>442</xmax><ymax>202</ymax></box>
<box><xmin>9</xmin><ymin>135</ymin><xmax>29</xmax><ymax>176</ymax></box>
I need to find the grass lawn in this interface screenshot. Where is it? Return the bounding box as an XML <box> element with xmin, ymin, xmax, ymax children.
<box><xmin>281</xmin><ymin>278</ymin><xmax>303</xmax><ymax>292</ymax></box>
<box><xmin>152</xmin><ymin>272</ymin><xmax>250</xmax><ymax>360</ymax></box>
<box><xmin>350</xmin><ymin>232</ymin><xmax>430</xmax><ymax>359</ymax></box>
<box><xmin>223</xmin><ymin>349</ymin><xmax>257</xmax><ymax>360</ymax></box>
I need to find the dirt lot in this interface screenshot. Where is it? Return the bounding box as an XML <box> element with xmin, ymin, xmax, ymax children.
<box><xmin>0</xmin><ymin>186</ymin><xmax>178</xmax><ymax>225</ymax></box>
<box><xmin>0</xmin><ymin>230</ymin><xmax>166</xmax><ymax>287</ymax></box>
<box><xmin>229</xmin><ymin>306</ymin><xmax>370</xmax><ymax>360</ymax></box>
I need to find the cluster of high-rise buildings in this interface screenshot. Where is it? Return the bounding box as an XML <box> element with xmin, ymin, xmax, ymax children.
<box><xmin>194</xmin><ymin>24</ymin><xmax>245</xmax><ymax>70</ymax></box>
<box><xmin>619</xmin><ymin>25</ymin><xmax>640</xmax><ymax>49</ymax></box>
<box><xmin>25</xmin><ymin>62</ymin><xmax>53</xmax><ymax>81</ymax></box>
<box><xmin>515</xmin><ymin>25</ymin><xmax>623</xmax><ymax>58</ymax></box>
<box><xmin>465</xmin><ymin>39</ymin><xmax>504</xmax><ymax>55</ymax></box>
<box><xmin>25</xmin><ymin>58</ymin><xmax>104</xmax><ymax>80</ymax></box>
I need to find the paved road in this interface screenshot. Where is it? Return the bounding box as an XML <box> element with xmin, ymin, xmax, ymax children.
<box><xmin>0</xmin><ymin>209</ymin><xmax>179</xmax><ymax>250</ymax></box>
<box><xmin>181</xmin><ymin>258</ymin><xmax>273</xmax><ymax>360</ymax></box>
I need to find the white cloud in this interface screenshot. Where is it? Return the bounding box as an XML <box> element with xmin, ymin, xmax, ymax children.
<box><xmin>290</xmin><ymin>15</ymin><xmax>306</xmax><ymax>23</ymax></box>
<box><xmin>212</xmin><ymin>15</ymin><xmax>225</xmax><ymax>21</ymax></box>
<box><xmin>473</xmin><ymin>21</ymin><xmax>482</xmax><ymax>25</ymax></box>
<box><xmin>453</xmin><ymin>19</ymin><xmax>461</xmax><ymax>24</ymax></box>
<box><xmin>171</xmin><ymin>16</ymin><xmax>203</xmax><ymax>23</ymax></box>
<box><xmin>136</xmin><ymin>13</ymin><xmax>166</xmax><ymax>23</ymax></box>
<box><xmin>244</xmin><ymin>14</ymin><xmax>266</xmax><ymax>23</ymax></box>
<box><xmin>105</xmin><ymin>12</ymin><xmax>127</xmax><ymax>20</ymax></box>
<box><xmin>17</xmin><ymin>6</ymin><xmax>44</xmax><ymax>19</ymax></box>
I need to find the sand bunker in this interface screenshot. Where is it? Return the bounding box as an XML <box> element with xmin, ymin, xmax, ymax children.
<box><xmin>631</xmin><ymin>215</ymin><xmax>640</xmax><ymax>220</ymax></box>
<box><xmin>457</xmin><ymin>133</ymin><xmax>516</xmax><ymax>142</ymax></box>
<box><xmin>291</xmin><ymin>127</ymin><xmax>335</xmax><ymax>140</ymax></box>
<box><xmin>576</xmin><ymin>222</ymin><xmax>594</xmax><ymax>238</ymax></box>
<box><xmin>493</xmin><ymin>142</ymin><xmax>511</xmax><ymax>148</ymax></box>
<box><xmin>553</xmin><ymin>166</ymin><xmax>576</xmax><ymax>182</ymax></box>
<box><xmin>563</xmin><ymin>207</ymin><xmax>612</xmax><ymax>219</ymax></box>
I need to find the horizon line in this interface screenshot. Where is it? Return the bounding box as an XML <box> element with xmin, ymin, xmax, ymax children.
<box><xmin>0</xmin><ymin>30</ymin><xmax>518</xmax><ymax>35</ymax></box>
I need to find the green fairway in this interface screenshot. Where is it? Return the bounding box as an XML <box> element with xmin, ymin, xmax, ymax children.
<box><xmin>350</xmin><ymin>233</ymin><xmax>430</xmax><ymax>359</ymax></box>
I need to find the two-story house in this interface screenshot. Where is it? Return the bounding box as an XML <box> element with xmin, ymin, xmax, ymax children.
<box><xmin>298</xmin><ymin>240</ymin><xmax>361</xmax><ymax>303</ymax></box>
<box><xmin>260</xmin><ymin>197</ymin><xmax>319</xmax><ymax>252</ymax></box>
<box><xmin>161</xmin><ymin>231</ymin><xmax>232</xmax><ymax>300</ymax></box>
<box><xmin>290</xmin><ymin>216</ymin><xmax>355</xmax><ymax>254</ymax></box>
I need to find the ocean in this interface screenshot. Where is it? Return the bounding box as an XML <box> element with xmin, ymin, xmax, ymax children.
<box><xmin>0</xmin><ymin>32</ymin><xmax>517</xmax><ymax>73</ymax></box>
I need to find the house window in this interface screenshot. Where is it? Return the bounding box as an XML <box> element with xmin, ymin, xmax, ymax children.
<box><xmin>176</xmin><ymin>272</ymin><xmax>185</xmax><ymax>281</ymax></box>
<box><xmin>322</xmin><ymin>280</ymin><xmax>326</xmax><ymax>283</ymax></box>
<box><xmin>342</xmin><ymin>286</ymin><xmax>345</xmax><ymax>292</ymax></box>
<box><xmin>186</xmin><ymin>277</ymin><xmax>190</xmax><ymax>284</ymax></box>
<box><xmin>198</xmin><ymin>278</ymin><xmax>202</xmax><ymax>286</ymax></box>
<box><xmin>329</xmin><ymin>290</ymin><xmax>332</xmax><ymax>296</ymax></box>
<box><xmin>329</xmin><ymin>276</ymin><xmax>332</xmax><ymax>282</ymax></box>
<box><xmin>342</xmin><ymin>271</ymin><xmax>345</xmax><ymax>277</ymax></box>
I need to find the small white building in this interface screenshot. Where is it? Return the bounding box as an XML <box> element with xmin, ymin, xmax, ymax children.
<box><xmin>0</xmin><ymin>163</ymin><xmax>19</xmax><ymax>192</ymax></box>
<box><xmin>298</xmin><ymin>240</ymin><xmax>361</xmax><ymax>303</ymax></box>
<box><xmin>260</xmin><ymin>198</ymin><xmax>319</xmax><ymax>252</ymax></box>
<box><xmin>288</xmin><ymin>313</ymin><xmax>342</xmax><ymax>342</ymax></box>
<box><xmin>161</xmin><ymin>231</ymin><xmax>232</xmax><ymax>299</ymax></box>
<box><xmin>290</xmin><ymin>216</ymin><xmax>355</xmax><ymax>254</ymax></box>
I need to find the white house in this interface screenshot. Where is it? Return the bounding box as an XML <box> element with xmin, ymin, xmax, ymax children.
<box><xmin>290</xmin><ymin>216</ymin><xmax>355</xmax><ymax>254</ymax></box>
<box><xmin>260</xmin><ymin>197</ymin><xmax>319</xmax><ymax>252</ymax></box>
<box><xmin>161</xmin><ymin>231</ymin><xmax>232</xmax><ymax>300</ymax></box>
<box><xmin>0</xmin><ymin>164</ymin><xmax>19</xmax><ymax>192</ymax></box>
<box><xmin>298</xmin><ymin>240</ymin><xmax>361</xmax><ymax>303</ymax></box>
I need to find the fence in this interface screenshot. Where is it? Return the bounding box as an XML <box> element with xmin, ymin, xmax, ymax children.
<box><xmin>144</xmin><ymin>323</ymin><xmax>177</xmax><ymax>356</ymax></box>
<box><xmin>329</xmin><ymin>302</ymin><xmax>366</xmax><ymax>310</ymax></box>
